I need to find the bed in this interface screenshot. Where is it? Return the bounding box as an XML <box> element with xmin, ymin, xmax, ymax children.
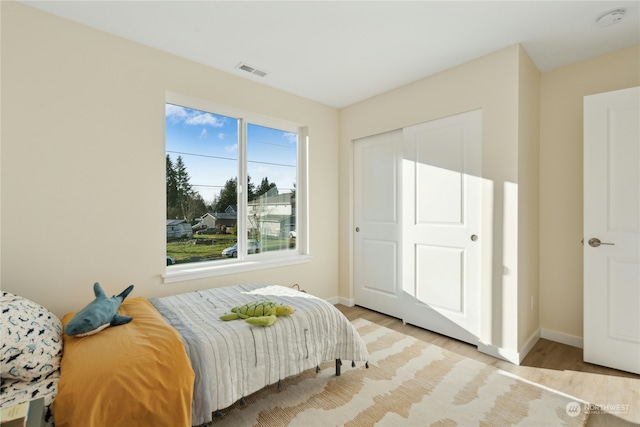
<box><xmin>149</xmin><ymin>283</ymin><xmax>370</xmax><ymax>426</ymax></box>
<box><xmin>53</xmin><ymin>297</ymin><xmax>195</xmax><ymax>427</ymax></box>
<box><xmin>1</xmin><ymin>284</ymin><xmax>369</xmax><ymax>427</ymax></box>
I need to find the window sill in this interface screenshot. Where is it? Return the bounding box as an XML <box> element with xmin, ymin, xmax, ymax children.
<box><xmin>163</xmin><ymin>253</ymin><xmax>313</xmax><ymax>284</ymax></box>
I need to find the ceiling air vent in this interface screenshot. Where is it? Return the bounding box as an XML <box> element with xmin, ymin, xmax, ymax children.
<box><xmin>236</xmin><ymin>63</ymin><xmax>268</xmax><ymax>78</ymax></box>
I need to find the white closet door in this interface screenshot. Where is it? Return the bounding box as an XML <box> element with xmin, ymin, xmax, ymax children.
<box><xmin>402</xmin><ymin>110</ymin><xmax>482</xmax><ymax>345</ymax></box>
<box><xmin>353</xmin><ymin>130</ymin><xmax>403</xmax><ymax>318</ymax></box>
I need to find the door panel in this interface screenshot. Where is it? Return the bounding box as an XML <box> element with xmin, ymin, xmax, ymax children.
<box><xmin>402</xmin><ymin>110</ymin><xmax>482</xmax><ymax>345</ymax></box>
<box><xmin>361</xmin><ymin>141</ymin><xmax>397</xmax><ymax>223</ymax></box>
<box><xmin>362</xmin><ymin>239</ymin><xmax>398</xmax><ymax>296</ymax></box>
<box><xmin>416</xmin><ymin>129</ymin><xmax>464</xmax><ymax>224</ymax></box>
<box><xmin>609</xmin><ymin>259</ymin><xmax>639</xmax><ymax>341</ymax></box>
<box><xmin>354</xmin><ymin>130</ymin><xmax>402</xmax><ymax>318</ymax></box>
<box><xmin>415</xmin><ymin>244</ymin><xmax>463</xmax><ymax>312</ymax></box>
<box><xmin>584</xmin><ymin>86</ymin><xmax>640</xmax><ymax>374</ymax></box>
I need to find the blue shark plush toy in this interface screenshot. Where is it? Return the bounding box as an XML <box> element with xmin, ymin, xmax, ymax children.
<box><xmin>64</xmin><ymin>282</ymin><xmax>134</xmax><ymax>337</ymax></box>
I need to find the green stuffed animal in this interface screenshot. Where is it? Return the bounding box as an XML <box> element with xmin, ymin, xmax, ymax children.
<box><xmin>220</xmin><ymin>300</ymin><xmax>295</xmax><ymax>326</ymax></box>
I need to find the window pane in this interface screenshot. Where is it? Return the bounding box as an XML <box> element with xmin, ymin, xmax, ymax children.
<box><xmin>247</xmin><ymin>123</ymin><xmax>297</xmax><ymax>255</ymax></box>
<box><xmin>166</xmin><ymin>103</ymin><xmax>239</xmax><ymax>264</ymax></box>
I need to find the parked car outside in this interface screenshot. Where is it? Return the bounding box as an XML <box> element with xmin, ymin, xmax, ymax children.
<box><xmin>196</xmin><ymin>227</ymin><xmax>217</xmax><ymax>235</ymax></box>
<box><xmin>192</xmin><ymin>223</ymin><xmax>207</xmax><ymax>231</ymax></box>
<box><xmin>289</xmin><ymin>231</ymin><xmax>296</xmax><ymax>238</ymax></box>
<box><xmin>166</xmin><ymin>255</ymin><xmax>176</xmax><ymax>266</ymax></box>
<box><xmin>221</xmin><ymin>240</ymin><xmax>260</xmax><ymax>258</ymax></box>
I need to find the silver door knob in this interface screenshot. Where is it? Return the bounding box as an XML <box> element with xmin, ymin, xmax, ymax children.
<box><xmin>355</xmin><ymin>227</ymin><xmax>360</xmax><ymax>232</ymax></box>
<box><xmin>470</xmin><ymin>234</ymin><xmax>478</xmax><ymax>242</ymax></box>
<box><xmin>588</xmin><ymin>238</ymin><xmax>614</xmax><ymax>247</ymax></box>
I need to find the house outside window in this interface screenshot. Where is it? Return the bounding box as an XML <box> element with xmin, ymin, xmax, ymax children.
<box><xmin>164</xmin><ymin>93</ymin><xmax>308</xmax><ymax>282</ymax></box>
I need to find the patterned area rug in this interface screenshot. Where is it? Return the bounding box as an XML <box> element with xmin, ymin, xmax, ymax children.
<box><xmin>208</xmin><ymin>318</ymin><xmax>589</xmax><ymax>426</ymax></box>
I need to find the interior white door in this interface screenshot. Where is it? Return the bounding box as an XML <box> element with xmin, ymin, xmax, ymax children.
<box><xmin>584</xmin><ymin>86</ymin><xmax>640</xmax><ymax>375</ymax></box>
<box><xmin>402</xmin><ymin>110</ymin><xmax>482</xmax><ymax>345</ymax></box>
<box><xmin>353</xmin><ymin>130</ymin><xmax>403</xmax><ymax>318</ymax></box>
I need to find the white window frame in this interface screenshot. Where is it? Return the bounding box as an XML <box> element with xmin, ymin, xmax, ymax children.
<box><xmin>163</xmin><ymin>92</ymin><xmax>310</xmax><ymax>283</ymax></box>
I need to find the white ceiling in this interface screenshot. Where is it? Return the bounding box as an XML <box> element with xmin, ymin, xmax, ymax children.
<box><xmin>21</xmin><ymin>1</ymin><xmax>640</xmax><ymax>108</ymax></box>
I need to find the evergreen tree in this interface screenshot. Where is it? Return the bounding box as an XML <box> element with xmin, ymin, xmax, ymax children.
<box><xmin>174</xmin><ymin>156</ymin><xmax>192</xmax><ymax>219</ymax></box>
<box><xmin>214</xmin><ymin>176</ymin><xmax>263</xmax><ymax>211</ymax></box>
<box><xmin>166</xmin><ymin>154</ymin><xmax>206</xmax><ymax>222</ymax></box>
<box><xmin>247</xmin><ymin>175</ymin><xmax>256</xmax><ymax>202</ymax></box>
<box><xmin>256</xmin><ymin>177</ymin><xmax>278</xmax><ymax>198</ymax></box>
<box><xmin>214</xmin><ymin>177</ymin><xmax>237</xmax><ymax>213</ymax></box>
<box><xmin>166</xmin><ymin>155</ymin><xmax>179</xmax><ymax>217</ymax></box>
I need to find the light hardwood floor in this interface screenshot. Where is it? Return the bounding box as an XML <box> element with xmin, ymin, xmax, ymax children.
<box><xmin>336</xmin><ymin>304</ymin><xmax>640</xmax><ymax>426</ymax></box>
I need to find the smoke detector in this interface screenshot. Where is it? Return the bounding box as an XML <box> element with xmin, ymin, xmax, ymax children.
<box><xmin>235</xmin><ymin>63</ymin><xmax>268</xmax><ymax>78</ymax></box>
<box><xmin>596</xmin><ymin>9</ymin><xmax>625</xmax><ymax>27</ymax></box>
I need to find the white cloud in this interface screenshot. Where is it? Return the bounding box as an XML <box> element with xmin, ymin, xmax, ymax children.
<box><xmin>283</xmin><ymin>132</ymin><xmax>297</xmax><ymax>143</ymax></box>
<box><xmin>165</xmin><ymin>105</ymin><xmax>225</xmax><ymax>128</ymax></box>
<box><xmin>200</xmin><ymin>129</ymin><xmax>208</xmax><ymax>138</ymax></box>
<box><xmin>186</xmin><ymin>112</ymin><xmax>224</xmax><ymax>127</ymax></box>
<box><xmin>165</xmin><ymin>104</ymin><xmax>188</xmax><ymax>120</ymax></box>
<box><xmin>225</xmin><ymin>144</ymin><xmax>238</xmax><ymax>153</ymax></box>
<box><xmin>218</xmin><ymin>133</ymin><xmax>225</xmax><ymax>139</ymax></box>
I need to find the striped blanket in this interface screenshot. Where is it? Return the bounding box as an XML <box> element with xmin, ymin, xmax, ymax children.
<box><xmin>150</xmin><ymin>284</ymin><xmax>369</xmax><ymax>426</ymax></box>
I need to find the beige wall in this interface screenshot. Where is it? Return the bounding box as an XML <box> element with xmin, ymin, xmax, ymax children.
<box><xmin>3</xmin><ymin>1</ymin><xmax>638</xmax><ymax>350</ymax></box>
<box><xmin>340</xmin><ymin>42</ymin><xmax>639</xmax><ymax>352</ymax></box>
<box><xmin>339</xmin><ymin>45</ymin><xmax>538</xmax><ymax>354</ymax></box>
<box><xmin>539</xmin><ymin>46</ymin><xmax>640</xmax><ymax>342</ymax></box>
<box><xmin>517</xmin><ymin>48</ymin><xmax>541</xmax><ymax>350</ymax></box>
<box><xmin>0</xmin><ymin>2</ymin><xmax>340</xmax><ymax>318</ymax></box>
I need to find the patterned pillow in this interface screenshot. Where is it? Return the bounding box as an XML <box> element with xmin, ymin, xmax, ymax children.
<box><xmin>0</xmin><ymin>292</ymin><xmax>62</xmax><ymax>381</ymax></box>
<box><xmin>1</xmin><ymin>372</ymin><xmax>59</xmax><ymax>425</ymax></box>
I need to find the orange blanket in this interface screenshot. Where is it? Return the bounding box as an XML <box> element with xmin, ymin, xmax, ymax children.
<box><xmin>53</xmin><ymin>297</ymin><xmax>194</xmax><ymax>427</ymax></box>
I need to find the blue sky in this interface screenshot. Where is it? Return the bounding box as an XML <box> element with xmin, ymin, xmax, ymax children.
<box><xmin>166</xmin><ymin>104</ymin><xmax>297</xmax><ymax>204</ymax></box>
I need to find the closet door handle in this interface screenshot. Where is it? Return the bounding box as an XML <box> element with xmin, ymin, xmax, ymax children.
<box><xmin>588</xmin><ymin>238</ymin><xmax>614</xmax><ymax>248</ymax></box>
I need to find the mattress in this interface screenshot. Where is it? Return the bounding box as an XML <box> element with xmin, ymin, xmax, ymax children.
<box><xmin>150</xmin><ymin>283</ymin><xmax>369</xmax><ymax>426</ymax></box>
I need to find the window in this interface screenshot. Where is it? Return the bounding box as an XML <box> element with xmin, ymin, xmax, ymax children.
<box><xmin>164</xmin><ymin>93</ymin><xmax>308</xmax><ymax>281</ymax></box>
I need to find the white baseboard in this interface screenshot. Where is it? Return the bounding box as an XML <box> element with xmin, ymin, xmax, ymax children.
<box><xmin>328</xmin><ymin>296</ymin><xmax>354</xmax><ymax>306</ymax></box>
<box><xmin>331</xmin><ymin>300</ymin><xmax>586</xmax><ymax>364</ymax></box>
<box><xmin>478</xmin><ymin>329</ymin><xmax>540</xmax><ymax>365</ymax></box>
<box><xmin>519</xmin><ymin>328</ymin><xmax>541</xmax><ymax>362</ymax></box>
<box><xmin>541</xmin><ymin>328</ymin><xmax>583</xmax><ymax>349</ymax></box>
<box><xmin>325</xmin><ymin>296</ymin><xmax>340</xmax><ymax>305</ymax></box>
<box><xmin>327</xmin><ymin>296</ymin><xmax>356</xmax><ymax>306</ymax></box>
<box><xmin>478</xmin><ymin>342</ymin><xmax>521</xmax><ymax>365</ymax></box>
